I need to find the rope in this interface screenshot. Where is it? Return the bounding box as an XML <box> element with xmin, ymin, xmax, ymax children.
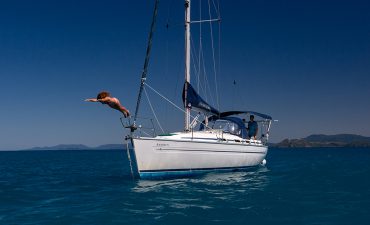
<box><xmin>193</xmin><ymin>30</ymin><xmax>213</xmax><ymax>105</ymax></box>
<box><xmin>190</xmin><ymin>37</ymin><xmax>200</xmax><ymax>91</ymax></box>
<box><xmin>145</xmin><ymin>83</ymin><xmax>185</xmax><ymax>114</ymax></box>
<box><xmin>126</xmin><ymin>142</ymin><xmax>135</xmax><ymax>180</ymax></box>
<box><xmin>144</xmin><ymin>83</ymin><xmax>213</xmax><ymax>130</ymax></box>
<box><xmin>198</xmin><ymin>0</ymin><xmax>202</xmax><ymax>92</ymax></box>
<box><xmin>208</xmin><ymin>0</ymin><xmax>220</xmax><ymax>110</ymax></box>
<box><xmin>143</xmin><ymin>87</ymin><xmax>165</xmax><ymax>134</ymax></box>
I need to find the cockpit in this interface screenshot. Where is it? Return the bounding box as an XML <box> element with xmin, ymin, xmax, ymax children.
<box><xmin>198</xmin><ymin>111</ymin><xmax>273</xmax><ymax>141</ymax></box>
<box><xmin>209</xmin><ymin>119</ymin><xmax>242</xmax><ymax>136</ymax></box>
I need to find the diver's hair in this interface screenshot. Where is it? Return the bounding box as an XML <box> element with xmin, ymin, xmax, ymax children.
<box><xmin>97</xmin><ymin>91</ymin><xmax>110</xmax><ymax>99</ymax></box>
<box><xmin>250</xmin><ymin>115</ymin><xmax>255</xmax><ymax>119</ymax></box>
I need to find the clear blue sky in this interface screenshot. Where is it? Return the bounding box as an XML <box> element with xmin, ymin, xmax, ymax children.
<box><xmin>1</xmin><ymin>0</ymin><xmax>369</xmax><ymax>150</ymax></box>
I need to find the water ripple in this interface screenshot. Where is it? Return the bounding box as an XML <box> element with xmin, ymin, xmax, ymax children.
<box><xmin>0</xmin><ymin>149</ymin><xmax>369</xmax><ymax>225</ymax></box>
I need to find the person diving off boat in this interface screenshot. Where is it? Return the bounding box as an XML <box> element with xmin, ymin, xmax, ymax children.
<box><xmin>85</xmin><ymin>91</ymin><xmax>130</xmax><ymax>117</ymax></box>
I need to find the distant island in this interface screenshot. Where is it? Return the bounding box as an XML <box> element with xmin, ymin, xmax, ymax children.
<box><xmin>272</xmin><ymin>134</ymin><xmax>370</xmax><ymax>148</ymax></box>
<box><xmin>25</xmin><ymin>144</ymin><xmax>125</xmax><ymax>151</ymax></box>
<box><xmin>19</xmin><ymin>134</ymin><xmax>370</xmax><ymax>151</ymax></box>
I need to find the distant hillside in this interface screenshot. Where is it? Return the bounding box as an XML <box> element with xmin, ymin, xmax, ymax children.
<box><xmin>27</xmin><ymin>144</ymin><xmax>124</xmax><ymax>151</ymax></box>
<box><xmin>304</xmin><ymin>134</ymin><xmax>370</xmax><ymax>143</ymax></box>
<box><xmin>273</xmin><ymin>134</ymin><xmax>370</xmax><ymax>148</ymax></box>
<box><xmin>21</xmin><ymin>134</ymin><xmax>370</xmax><ymax>150</ymax></box>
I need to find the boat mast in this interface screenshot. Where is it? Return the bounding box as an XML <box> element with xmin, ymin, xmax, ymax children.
<box><xmin>184</xmin><ymin>0</ymin><xmax>191</xmax><ymax>131</ymax></box>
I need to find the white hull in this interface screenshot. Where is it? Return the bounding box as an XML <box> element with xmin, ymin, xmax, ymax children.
<box><xmin>131</xmin><ymin>131</ymin><xmax>267</xmax><ymax>178</ymax></box>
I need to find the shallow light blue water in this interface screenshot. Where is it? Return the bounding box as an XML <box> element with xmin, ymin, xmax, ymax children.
<box><xmin>0</xmin><ymin>148</ymin><xmax>369</xmax><ymax>225</ymax></box>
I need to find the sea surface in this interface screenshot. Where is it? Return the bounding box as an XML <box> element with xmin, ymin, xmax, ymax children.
<box><xmin>0</xmin><ymin>148</ymin><xmax>369</xmax><ymax>225</ymax></box>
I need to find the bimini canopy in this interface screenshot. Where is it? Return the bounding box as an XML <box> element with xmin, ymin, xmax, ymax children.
<box><xmin>182</xmin><ymin>82</ymin><xmax>220</xmax><ymax>116</ymax></box>
<box><xmin>216</xmin><ymin>111</ymin><xmax>272</xmax><ymax>120</ymax></box>
<box><xmin>200</xmin><ymin>111</ymin><xmax>272</xmax><ymax>139</ymax></box>
<box><xmin>201</xmin><ymin>111</ymin><xmax>272</xmax><ymax>130</ymax></box>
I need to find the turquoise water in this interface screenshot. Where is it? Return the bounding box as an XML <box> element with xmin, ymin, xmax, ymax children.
<box><xmin>0</xmin><ymin>148</ymin><xmax>369</xmax><ymax>224</ymax></box>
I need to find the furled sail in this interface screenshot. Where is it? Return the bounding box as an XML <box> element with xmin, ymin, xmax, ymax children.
<box><xmin>182</xmin><ymin>82</ymin><xmax>220</xmax><ymax>115</ymax></box>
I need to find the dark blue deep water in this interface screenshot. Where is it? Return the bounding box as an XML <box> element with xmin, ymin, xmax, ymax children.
<box><xmin>1</xmin><ymin>148</ymin><xmax>369</xmax><ymax>225</ymax></box>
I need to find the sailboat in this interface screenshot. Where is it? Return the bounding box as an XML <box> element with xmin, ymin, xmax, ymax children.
<box><xmin>123</xmin><ymin>0</ymin><xmax>273</xmax><ymax>179</ymax></box>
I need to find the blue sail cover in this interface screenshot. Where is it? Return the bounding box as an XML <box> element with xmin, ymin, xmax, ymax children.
<box><xmin>182</xmin><ymin>82</ymin><xmax>220</xmax><ymax>115</ymax></box>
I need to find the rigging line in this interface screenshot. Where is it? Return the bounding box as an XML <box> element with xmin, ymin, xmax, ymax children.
<box><xmin>211</xmin><ymin>0</ymin><xmax>219</xmax><ymax>16</ymax></box>
<box><xmin>200</xmin><ymin>41</ymin><xmax>216</xmax><ymax>107</ymax></box>
<box><xmin>191</xmin><ymin>37</ymin><xmax>204</xmax><ymax>99</ymax></box>
<box><xmin>198</xmin><ymin>0</ymin><xmax>202</xmax><ymax>92</ymax></box>
<box><xmin>197</xmin><ymin>37</ymin><xmax>201</xmax><ymax>92</ymax></box>
<box><xmin>145</xmin><ymin>83</ymin><xmax>185</xmax><ymax>114</ymax></box>
<box><xmin>133</xmin><ymin>0</ymin><xmax>159</xmax><ymax>123</ymax></box>
<box><xmin>217</xmin><ymin>0</ymin><xmax>221</xmax><ymax>19</ymax></box>
<box><xmin>190</xmin><ymin>19</ymin><xmax>220</xmax><ymax>23</ymax></box>
<box><xmin>144</xmin><ymin>83</ymin><xmax>213</xmax><ymax>130</ymax></box>
<box><xmin>125</xmin><ymin>142</ymin><xmax>135</xmax><ymax>180</ymax></box>
<box><xmin>217</xmin><ymin>0</ymin><xmax>221</xmax><ymax>101</ymax></box>
<box><xmin>208</xmin><ymin>0</ymin><xmax>220</xmax><ymax>111</ymax></box>
<box><xmin>196</xmin><ymin>1</ymin><xmax>214</xmax><ymax>105</ymax></box>
<box><xmin>190</xmin><ymin>36</ymin><xmax>200</xmax><ymax>88</ymax></box>
<box><xmin>195</xmin><ymin>20</ymin><xmax>212</xmax><ymax>103</ymax></box>
<box><xmin>164</xmin><ymin>0</ymin><xmax>173</xmax><ymax>128</ymax></box>
<box><xmin>196</xmin><ymin>44</ymin><xmax>217</xmax><ymax>110</ymax></box>
<box><xmin>199</xmin><ymin>0</ymin><xmax>212</xmax><ymax>103</ymax></box>
<box><xmin>143</xmin><ymin>87</ymin><xmax>165</xmax><ymax>134</ymax></box>
<box><xmin>201</xmin><ymin>49</ymin><xmax>210</xmax><ymax>101</ymax></box>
